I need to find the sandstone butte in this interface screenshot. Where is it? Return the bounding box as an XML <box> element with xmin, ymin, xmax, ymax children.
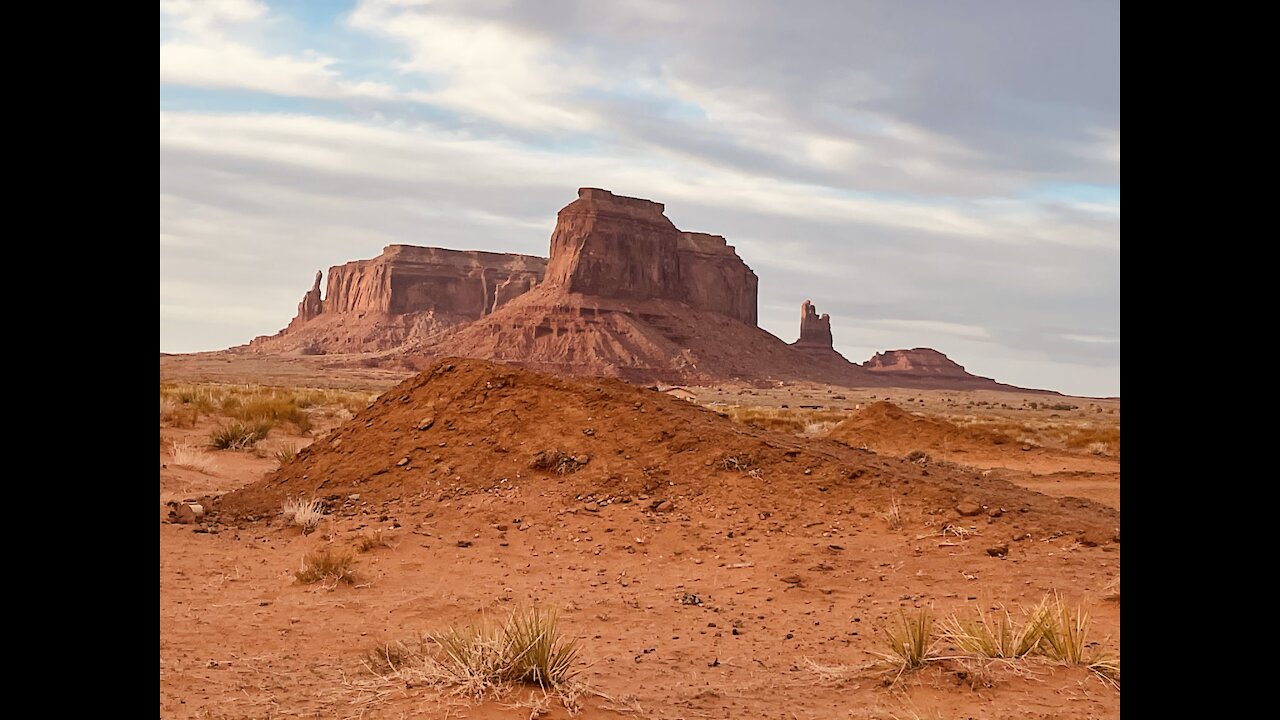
<box><xmin>247</xmin><ymin>187</ymin><xmax>1046</xmax><ymax>392</ymax></box>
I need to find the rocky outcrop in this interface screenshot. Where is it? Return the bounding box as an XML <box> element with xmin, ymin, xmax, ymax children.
<box><xmin>793</xmin><ymin>300</ymin><xmax>833</xmax><ymax>350</ymax></box>
<box><xmin>319</xmin><ymin>245</ymin><xmax>545</xmax><ymax>317</ymax></box>
<box><xmin>287</xmin><ymin>270</ymin><xmax>324</xmax><ymax>331</ymax></box>
<box><xmin>863</xmin><ymin>348</ymin><xmax>972</xmax><ymax>377</ymax></box>
<box><xmin>252</xmin><ymin>246</ymin><xmax>546</xmax><ymax>353</ymax></box>
<box><xmin>545</xmin><ymin>188</ymin><xmax>758</xmax><ymax>325</ymax></box>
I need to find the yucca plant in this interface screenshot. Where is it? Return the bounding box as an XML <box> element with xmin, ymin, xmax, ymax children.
<box><xmin>874</xmin><ymin>608</ymin><xmax>936</xmax><ymax>677</ymax></box>
<box><xmin>1038</xmin><ymin>594</ymin><xmax>1119</xmax><ymax>684</ymax></box>
<box><xmin>940</xmin><ymin>599</ymin><xmax>1048</xmax><ymax>659</ymax></box>
<box><xmin>505</xmin><ymin>606</ymin><xmax>582</xmax><ymax>688</ymax></box>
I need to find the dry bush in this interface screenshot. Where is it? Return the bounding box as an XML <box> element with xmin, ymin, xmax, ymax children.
<box><xmin>803</xmin><ymin>420</ymin><xmax>839</xmax><ymax>436</ymax></box>
<box><xmin>282</xmin><ymin>497</ymin><xmax>325</xmax><ymax>534</ymax></box>
<box><xmin>724</xmin><ymin>406</ymin><xmax>847</xmax><ymax>436</ymax></box>
<box><xmin>274</xmin><ymin>443</ymin><xmax>299</xmax><ymax>465</ymax></box>
<box><xmin>1038</xmin><ymin>594</ymin><xmax>1119</xmax><ymax>683</ymax></box>
<box><xmin>940</xmin><ymin>600</ymin><xmax>1049</xmax><ymax>659</ymax></box>
<box><xmin>881</xmin><ymin>500</ymin><xmax>903</xmax><ymax>529</ymax></box>
<box><xmin>354</xmin><ymin>529</ymin><xmax>394</xmax><ymax>552</ymax></box>
<box><xmin>905</xmin><ymin>450</ymin><xmax>930</xmax><ymax>464</ymax></box>
<box><xmin>367</xmin><ymin>607</ymin><xmax>582</xmax><ymax>699</ymax></box>
<box><xmin>1086</xmin><ymin>441</ymin><xmax>1109</xmax><ymax>456</ymax></box>
<box><xmin>209</xmin><ymin>420</ymin><xmax>272</xmax><ymax>450</ymax></box>
<box><xmin>874</xmin><ymin>609</ymin><xmax>937</xmax><ymax>678</ymax></box>
<box><xmin>294</xmin><ymin>547</ymin><xmax>356</xmax><ymax>585</ymax></box>
<box><xmin>719</xmin><ymin>454</ymin><xmax>762</xmax><ymax>478</ymax></box>
<box><xmin>169</xmin><ymin>441</ymin><xmax>217</xmax><ymax>474</ymax></box>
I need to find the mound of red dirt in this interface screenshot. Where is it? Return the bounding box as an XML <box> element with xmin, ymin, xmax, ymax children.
<box><xmin>213</xmin><ymin>360</ymin><xmax>1117</xmax><ymax>543</ymax></box>
<box><xmin>824</xmin><ymin>401</ymin><xmax>1008</xmax><ymax>454</ymax></box>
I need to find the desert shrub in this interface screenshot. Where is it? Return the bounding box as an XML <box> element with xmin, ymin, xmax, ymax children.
<box><xmin>169</xmin><ymin>441</ymin><xmax>216</xmax><ymax>474</ymax></box>
<box><xmin>294</xmin><ymin>547</ymin><xmax>356</xmax><ymax>585</ymax></box>
<box><xmin>905</xmin><ymin>450</ymin><xmax>930</xmax><ymax>464</ymax></box>
<box><xmin>354</xmin><ymin>529</ymin><xmax>394</xmax><ymax>552</ymax></box>
<box><xmin>281</xmin><ymin>497</ymin><xmax>324</xmax><ymax>533</ymax></box>
<box><xmin>209</xmin><ymin>420</ymin><xmax>272</xmax><ymax>450</ymax></box>
<box><xmin>433</xmin><ymin>607</ymin><xmax>581</xmax><ymax>694</ymax></box>
<box><xmin>1038</xmin><ymin>595</ymin><xmax>1119</xmax><ymax>682</ymax></box>
<box><xmin>1086</xmin><ymin>441</ymin><xmax>1109</xmax><ymax>456</ymax></box>
<box><xmin>881</xmin><ymin>500</ymin><xmax>903</xmax><ymax>529</ymax></box>
<box><xmin>274</xmin><ymin>443</ymin><xmax>299</xmax><ymax>465</ymax></box>
<box><xmin>874</xmin><ymin>609</ymin><xmax>937</xmax><ymax>677</ymax></box>
<box><xmin>940</xmin><ymin>600</ymin><xmax>1049</xmax><ymax>659</ymax></box>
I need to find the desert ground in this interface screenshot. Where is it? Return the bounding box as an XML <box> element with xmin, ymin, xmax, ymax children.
<box><xmin>160</xmin><ymin>353</ymin><xmax>1119</xmax><ymax>719</ymax></box>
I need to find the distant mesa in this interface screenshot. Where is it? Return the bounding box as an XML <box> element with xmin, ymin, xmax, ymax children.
<box><xmin>242</xmin><ymin>187</ymin><xmax>1047</xmax><ymax>392</ymax></box>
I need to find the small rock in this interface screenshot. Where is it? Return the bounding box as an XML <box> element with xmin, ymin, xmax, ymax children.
<box><xmin>986</xmin><ymin>544</ymin><xmax>1009</xmax><ymax>558</ymax></box>
<box><xmin>987</xmin><ymin>507</ymin><xmax>1003</xmax><ymax>518</ymax></box>
<box><xmin>456</xmin><ymin>540</ymin><xmax>473</xmax><ymax>548</ymax></box>
<box><xmin>956</xmin><ymin>501</ymin><xmax>983</xmax><ymax>517</ymax></box>
<box><xmin>348</xmin><ymin>494</ymin><xmax>361</xmax><ymax>501</ymax></box>
<box><xmin>582</xmin><ymin>428</ymin><xmax>595</xmax><ymax>436</ymax></box>
<box><xmin>653</xmin><ymin>500</ymin><xmax>674</xmax><ymax>513</ymax></box>
<box><xmin>396</xmin><ymin>457</ymin><xmax>410</xmax><ymax>467</ymax></box>
<box><xmin>418</xmin><ymin>417</ymin><xmax>435</xmax><ymax>431</ymax></box>
<box><xmin>781</xmin><ymin>575</ymin><xmax>802</xmax><ymax>585</ymax></box>
<box><xmin>574</xmin><ymin>454</ymin><xmax>591</xmax><ymax>466</ymax></box>
<box><xmin>171</xmin><ymin>502</ymin><xmax>205</xmax><ymax>524</ymax></box>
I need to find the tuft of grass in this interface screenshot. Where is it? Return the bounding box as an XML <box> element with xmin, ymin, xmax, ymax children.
<box><xmin>282</xmin><ymin>497</ymin><xmax>324</xmax><ymax>534</ymax></box>
<box><xmin>1037</xmin><ymin>594</ymin><xmax>1119</xmax><ymax>682</ymax></box>
<box><xmin>905</xmin><ymin>450</ymin><xmax>930</xmax><ymax>464</ymax></box>
<box><xmin>719</xmin><ymin>454</ymin><xmax>762</xmax><ymax>478</ymax></box>
<box><xmin>1086</xmin><ymin>441</ymin><xmax>1109</xmax><ymax>456</ymax></box>
<box><xmin>294</xmin><ymin>547</ymin><xmax>356</xmax><ymax>585</ymax></box>
<box><xmin>273</xmin><ymin>443</ymin><xmax>298</xmax><ymax>465</ymax></box>
<box><xmin>208</xmin><ymin>420</ymin><xmax>271</xmax><ymax>450</ymax></box>
<box><xmin>354</xmin><ymin>529</ymin><xmax>394</xmax><ymax>552</ymax></box>
<box><xmin>881</xmin><ymin>500</ymin><xmax>903</xmax><ymax>529</ymax></box>
<box><xmin>940</xmin><ymin>600</ymin><xmax>1048</xmax><ymax>659</ymax></box>
<box><xmin>368</xmin><ymin>607</ymin><xmax>583</xmax><ymax>699</ymax></box>
<box><xmin>169</xmin><ymin>441</ymin><xmax>217</xmax><ymax>474</ymax></box>
<box><xmin>874</xmin><ymin>609</ymin><xmax>937</xmax><ymax>679</ymax></box>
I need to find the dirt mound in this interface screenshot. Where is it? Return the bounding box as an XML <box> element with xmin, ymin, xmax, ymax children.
<box><xmin>214</xmin><ymin>360</ymin><xmax>1117</xmax><ymax>543</ymax></box>
<box><xmin>824</xmin><ymin>401</ymin><xmax>1012</xmax><ymax>458</ymax></box>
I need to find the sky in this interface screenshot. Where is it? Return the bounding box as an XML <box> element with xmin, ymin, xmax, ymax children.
<box><xmin>159</xmin><ymin>0</ymin><xmax>1120</xmax><ymax>397</ymax></box>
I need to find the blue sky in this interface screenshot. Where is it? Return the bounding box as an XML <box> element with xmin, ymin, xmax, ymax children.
<box><xmin>159</xmin><ymin>0</ymin><xmax>1120</xmax><ymax>396</ymax></box>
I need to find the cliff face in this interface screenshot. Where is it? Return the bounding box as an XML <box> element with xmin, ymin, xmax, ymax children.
<box><xmin>545</xmin><ymin>188</ymin><xmax>758</xmax><ymax>325</ymax></box>
<box><xmin>321</xmin><ymin>245</ymin><xmax>545</xmax><ymax>317</ymax></box>
<box><xmin>253</xmin><ymin>246</ymin><xmax>546</xmax><ymax>353</ymax></box>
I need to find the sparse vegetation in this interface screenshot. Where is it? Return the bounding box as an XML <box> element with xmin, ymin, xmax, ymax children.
<box><xmin>208</xmin><ymin>420</ymin><xmax>272</xmax><ymax>450</ymax></box>
<box><xmin>354</xmin><ymin>529</ymin><xmax>394</xmax><ymax>552</ymax></box>
<box><xmin>168</xmin><ymin>440</ymin><xmax>217</xmax><ymax>474</ymax></box>
<box><xmin>719</xmin><ymin>453</ymin><xmax>762</xmax><ymax>478</ymax></box>
<box><xmin>939</xmin><ymin>601</ymin><xmax>1048</xmax><ymax>659</ymax></box>
<box><xmin>273</xmin><ymin>443</ymin><xmax>299</xmax><ymax>465</ymax></box>
<box><xmin>874</xmin><ymin>609</ymin><xmax>937</xmax><ymax>678</ymax></box>
<box><xmin>1038</xmin><ymin>594</ymin><xmax>1119</xmax><ymax>683</ymax></box>
<box><xmin>1086</xmin><ymin>441</ymin><xmax>1109</xmax><ymax>456</ymax></box>
<box><xmin>723</xmin><ymin>406</ymin><xmax>848</xmax><ymax>435</ymax></box>
<box><xmin>881</xmin><ymin>500</ymin><xmax>903</xmax><ymax>529</ymax></box>
<box><xmin>905</xmin><ymin>449</ymin><xmax>930</xmax><ymax>464</ymax></box>
<box><xmin>294</xmin><ymin>547</ymin><xmax>356</xmax><ymax>585</ymax></box>
<box><xmin>282</xmin><ymin>497</ymin><xmax>325</xmax><ymax>534</ymax></box>
<box><xmin>364</xmin><ymin>607</ymin><xmax>582</xmax><ymax>698</ymax></box>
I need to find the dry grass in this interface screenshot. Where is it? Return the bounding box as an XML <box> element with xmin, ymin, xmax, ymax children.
<box><xmin>273</xmin><ymin>443</ymin><xmax>299</xmax><ymax>465</ymax></box>
<box><xmin>723</xmin><ymin>406</ymin><xmax>848</xmax><ymax>435</ymax></box>
<box><xmin>939</xmin><ymin>600</ymin><xmax>1049</xmax><ymax>659</ymax></box>
<box><xmin>169</xmin><ymin>441</ymin><xmax>217</xmax><ymax>474</ymax></box>
<box><xmin>364</xmin><ymin>607</ymin><xmax>583</xmax><ymax>699</ymax></box>
<box><xmin>881</xmin><ymin>500</ymin><xmax>903</xmax><ymax>529</ymax></box>
<box><xmin>294</xmin><ymin>547</ymin><xmax>356</xmax><ymax>585</ymax></box>
<box><xmin>160</xmin><ymin>383</ymin><xmax>376</xmax><ymax>434</ymax></box>
<box><xmin>354</xmin><ymin>529</ymin><xmax>395</xmax><ymax>552</ymax></box>
<box><xmin>208</xmin><ymin>420</ymin><xmax>272</xmax><ymax>450</ymax></box>
<box><xmin>873</xmin><ymin>609</ymin><xmax>937</xmax><ymax>679</ymax></box>
<box><xmin>1038</xmin><ymin>594</ymin><xmax>1119</xmax><ymax>683</ymax></box>
<box><xmin>282</xmin><ymin>497</ymin><xmax>325</xmax><ymax>534</ymax></box>
<box><xmin>1086</xmin><ymin>441</ymin><xmax>1110</xmax><ymax>456</ymax></box>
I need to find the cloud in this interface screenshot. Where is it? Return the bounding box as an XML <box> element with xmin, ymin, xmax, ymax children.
<box><xmin>159</xmin><ymin>1</ymin><xmax>1120</xmax><ymax>396</ymax></box>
